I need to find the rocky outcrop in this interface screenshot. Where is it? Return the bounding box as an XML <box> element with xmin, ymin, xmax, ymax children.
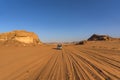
<box><xmin>88</xmin><ymin>34</ymin><xmax>111</xmax><ymax>41</ymax></box>
<box><xmin>0</xmin><ymin>30</ymin><xmax>41</xmax><ymax>45</ymax></box>
<box><xmin>76</xmin><ymin>40</ymin><xmax>87</xmax><ymax>45</ymax></box>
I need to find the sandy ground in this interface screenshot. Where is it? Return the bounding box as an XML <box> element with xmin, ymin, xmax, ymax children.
<box><xmin>0</xmin><ymin>41</ymin><xmax>120</xmax><ymax>80</ymax></box>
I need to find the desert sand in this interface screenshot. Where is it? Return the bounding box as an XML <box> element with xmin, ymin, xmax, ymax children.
<box><xmin>0</xmin><ymin>40</ymin><xmax>120</xmax><ymax>80</ymax></box>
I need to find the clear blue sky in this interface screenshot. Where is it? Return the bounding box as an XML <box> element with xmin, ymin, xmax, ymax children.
<box><xmin>0</xmin><ymin>0</ymin><xmax>120</xmax><ymax>42</ymax></box>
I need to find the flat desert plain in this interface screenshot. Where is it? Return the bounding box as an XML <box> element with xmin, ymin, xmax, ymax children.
<box><xmin>0</xmin><ymin>41</ymin><xmax>120</xmax><ymax>80</ymax></box>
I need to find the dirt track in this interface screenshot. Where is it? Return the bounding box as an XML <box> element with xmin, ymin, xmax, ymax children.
<box><xmin>0</xmin><ymin>41</ymin><xmax>120</xmax><ymax>80</ymax></box>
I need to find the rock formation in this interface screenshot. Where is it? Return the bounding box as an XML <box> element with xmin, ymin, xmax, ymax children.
<box><xmin>0</xmin><ymin>30</ymin><xmax>41</xmax><ymax>46</ymax></box>
<box><xmin>76</xmin><ymin>40</ymin><xmax>87</xmax><ymax>45</ymax></box>
<box><xmin>88</xmin><ymin>34</ymin><xmax>111</xmax><ymax>41</ymax></box>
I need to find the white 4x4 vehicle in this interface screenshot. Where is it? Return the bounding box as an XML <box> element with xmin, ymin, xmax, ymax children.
<box><xmin>57</xmin><ymin>44</ymin><xmax>62</xmax><ymax>50</ymax></box>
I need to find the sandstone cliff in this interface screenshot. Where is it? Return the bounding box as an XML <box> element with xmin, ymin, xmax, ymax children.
<box><xmin>88</xmin><ymin>34</ymin><xmax>112</xmax><ymax>41</ymax></box>
<box><xmin>0</xmin><ymin>30</ymin><xmax>41</xmax><ymax>46</ymax></box>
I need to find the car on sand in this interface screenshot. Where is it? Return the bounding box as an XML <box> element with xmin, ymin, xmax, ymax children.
<box><xmin>57</xmin><ymin>44</ymin><xmax>62</xmax><ymax>50</ymax></box>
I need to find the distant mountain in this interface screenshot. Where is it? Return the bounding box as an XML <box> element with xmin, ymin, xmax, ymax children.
<box><xmin>75</xmin><ymin>34</ymin><xmax>120</xmax><ymax>45</ymax></box>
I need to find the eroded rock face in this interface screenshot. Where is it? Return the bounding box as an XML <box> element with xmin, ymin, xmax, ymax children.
<box><xmin>88</xmin><ymin>34</ymin><xmax>111</xmax><ymax>41</ymax></box>
<box><xmin>0</xmin><ymin>30</ymin><xmax>41</xmax><ymax>45</ymax></box>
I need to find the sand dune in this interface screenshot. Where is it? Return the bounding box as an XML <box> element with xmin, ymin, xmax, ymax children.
<box><xmin>0</xmin><ymin>41</ymin><xmax>120</xmax><ymax>80</ymax></box>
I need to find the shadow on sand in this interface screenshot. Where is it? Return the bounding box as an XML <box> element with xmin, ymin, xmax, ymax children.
<box><xmin>52</xmin><ymin>48</ymin><xmax>61</xmax><ymax>50</ymax></box>
<box><xmin>52</xmin><ymin>48</ymin><xmax>58</xmax><ymax>50</ymax></box>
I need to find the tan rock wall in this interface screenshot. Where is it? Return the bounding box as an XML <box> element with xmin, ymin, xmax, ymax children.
<box><xmin>14</xmin><ymin>37</ymin><xmax>34</xmax><ymax>43</ymax></box>
<box><xmin>0</xmin><ymin>30</ymin><xmax>41</xmax><ymax>45</ymax></box>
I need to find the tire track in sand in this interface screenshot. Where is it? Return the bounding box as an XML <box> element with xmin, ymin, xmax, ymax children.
<box><xmin>4</xmin><ymin>45</ymin><xmax>120</xmax><ymax>80</ymax></box>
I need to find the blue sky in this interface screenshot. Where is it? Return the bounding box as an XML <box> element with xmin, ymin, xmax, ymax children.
<box><xmin>0</xmin><ymin>0</ymin><xmax>120</xmax><ymax>42</ymax></box>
